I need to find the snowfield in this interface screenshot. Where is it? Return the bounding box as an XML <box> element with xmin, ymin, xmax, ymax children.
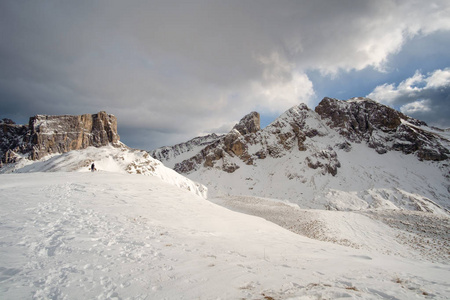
<box><xmin>1</xmin><ymin>147</ymin><xmax>450</xmax><ymax>299</ymax></box>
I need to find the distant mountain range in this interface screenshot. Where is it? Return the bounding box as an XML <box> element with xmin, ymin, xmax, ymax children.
<box><xmin>151</xmin><ymin>97</ymin><xmax>450</xmax><ymax>213</ymax></box>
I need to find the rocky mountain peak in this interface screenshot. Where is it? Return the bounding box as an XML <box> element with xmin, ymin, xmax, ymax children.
<box><xmin>315</xmin><ymin>97</ymin><xmax>403</xmax><ymax>136</ymax></box>
<box><xmin>232</xmin><ymin>111</ymin><xmax>260</xmax><ymax>135</ymax></box>
<box><xmin>315</xmin><ymin>97</ymin><xmax>448</xmax><ymax>160</ymax></box>
<box><xmin>1</xmin><ymin>111</ymin><xmax>120</xmax><ymax>165</ymax></box>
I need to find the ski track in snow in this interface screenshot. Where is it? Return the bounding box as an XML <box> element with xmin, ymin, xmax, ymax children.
<box><xmin>1</xmin><ymin>173</ymin><xmax>450</xmax><ymax>299</ymax></box>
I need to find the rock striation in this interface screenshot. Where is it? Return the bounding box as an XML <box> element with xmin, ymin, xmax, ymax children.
<box><xmin>1</xmin><ymin>111</ymin><xmax>120</xmax><ymax>165</ymax></box>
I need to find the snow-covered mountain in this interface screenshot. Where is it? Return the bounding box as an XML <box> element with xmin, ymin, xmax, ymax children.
<box><xmin>150</xmin><ymin>97</ymin><xmax>450</xmax><ymax>213</ymax></box>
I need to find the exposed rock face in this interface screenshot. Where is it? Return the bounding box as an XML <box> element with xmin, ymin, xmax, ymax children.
<box><xmin>173</xmin><ymin>130</ymin><xmax>248</xmax><ymax>174</ymax></box>
<box><xmin>257</xmin><ymin>104</ymin><xmax>327</xmax><ymax>157</ymax></box>
<box><xmin>315</xmin><ymin>97</ymin><xmax>404</xmax><ymax>140</ymax></box>
<box><xmin>1</xmin><ymin>111</ymin><xmax>120</xmax><ymax>165</ymax></box>
<box><xmin>0</xmin><ymin>122</ymin><xmax>30</xmax><ymax>165</ymax></box>
<box><xmin>232</xmin><ymin>111</ymin><xmax>260</xmax><ymax>135</ymax></box>
<box><xmin>305</xmin><ymin>148</ymin><xmax>341</xmax><ymax>176</ymax></box>
<box><xmin>315</xmin><ymin>97</ymin><xmax>449</xmax><ymax>160</ymax></box>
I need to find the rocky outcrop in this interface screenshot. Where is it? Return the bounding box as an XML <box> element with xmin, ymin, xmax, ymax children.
<box><xmin>0</xmin><ymin>121</ymin><xmax>30</xmax><ymax>165</ymax></box>
<box><xmin>315</xmin><ymin>97</ymin><xmax>404</xmax><ymax>141</ymax></box>
<box><xmin>1</xmin><ymin>111</ymin><xmax>120</xmax><ymax>165</ymax></box>
<box><xmin>173</xmin><ymin>139</ymin><xmax>223</xmax><ymax>174</ymax></box>
<box><xmin>392</xmin><ymin>124</ymin><xmax>449</xmax><ymax>161</ymax></box>
<box><xmin>315</xmin><ymin>97</ymin><xmax>449</xmax><ymax>161</ymax></box>
<box><xmin>305</xmin><ymin>148</ymin><xmax>341</xmax><ymax>176</ymax></box>
<box><xmin>232</xmin><ymin>111</ymin><xmax>260</xmax><ymax>135</ymax></box>
<box><xmin>256</xmin><ymin>104</ymin><xmax>326</xmax><ymax>157</ymax></box>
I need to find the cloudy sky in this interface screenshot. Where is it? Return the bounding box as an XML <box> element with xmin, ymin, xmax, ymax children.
<box><xmin>1</xmin><ymin>1</ymin><xmax>450</xmax><ymax>150</ymax></box>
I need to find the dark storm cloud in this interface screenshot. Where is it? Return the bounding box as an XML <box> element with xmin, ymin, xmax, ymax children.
<box><xmin>1</xmin><ymin>1</ymin><xmax>450</xmax><ymax>148</ymax></box>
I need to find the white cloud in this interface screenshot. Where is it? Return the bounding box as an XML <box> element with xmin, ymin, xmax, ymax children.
<box><xmin>425</xmin><ymin>68</ymin><xmax>450</xmax><ymax>88</ymax></box>
<box><xmin>367</xmin><ymin>68</ymin><xmax>450</xmax><ymax>127</ymax></box>
<box><xmin>367</xmin><ymin>68</ymin><xmax>450</xmax><ymax>104</ymax></box>
<box><xmin>248</xmin><ymin>52</ymin><xmax>316</xmax><ymax>114</ymax></box>
<box><xmin>400</xmin><ymin>99</ymin><xmax>431</xmax><ymax>114</ymax></box>
<box><xmin>249</xmin><ymin>71</ymin><xmax>315</xmax><ymax>114</ymax></box>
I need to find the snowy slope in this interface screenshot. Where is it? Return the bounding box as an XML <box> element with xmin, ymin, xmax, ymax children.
<box><xmin>0</xmin><ymin>145</ymin><xmax>207</xmax><ymax>198</ymax></box>
<box><xmin>1</xmin><ymin>172</ymin><xmax>449</xmax><ymax>299</ymax></box>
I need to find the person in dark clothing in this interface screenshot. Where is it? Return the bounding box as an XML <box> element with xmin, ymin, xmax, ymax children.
<box><xmin>91</xmin><ymin>163</ymin><xmax>95</xmax><ymax>172</ymax></box>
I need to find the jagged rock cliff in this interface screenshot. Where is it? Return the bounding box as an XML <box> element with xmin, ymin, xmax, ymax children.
<box><xmin>150</xmin><ymin>97</ymin><xmax>450</xmax><ymax>211</ymax></box>
<box><xmin>232</xmin><ymin>111</ymin><xmax>260</xmax><ymax>135</ymax></box>
<box><xmin>1</xmin><ymin>111</ymin><xmax>120</xmax><ymax>165</ymax></box>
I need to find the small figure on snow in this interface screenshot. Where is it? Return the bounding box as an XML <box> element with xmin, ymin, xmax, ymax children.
<box><xmin>91</xmin><ymin>163</ymin><xmax>95</xmax><ymax>172</ymax></box>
